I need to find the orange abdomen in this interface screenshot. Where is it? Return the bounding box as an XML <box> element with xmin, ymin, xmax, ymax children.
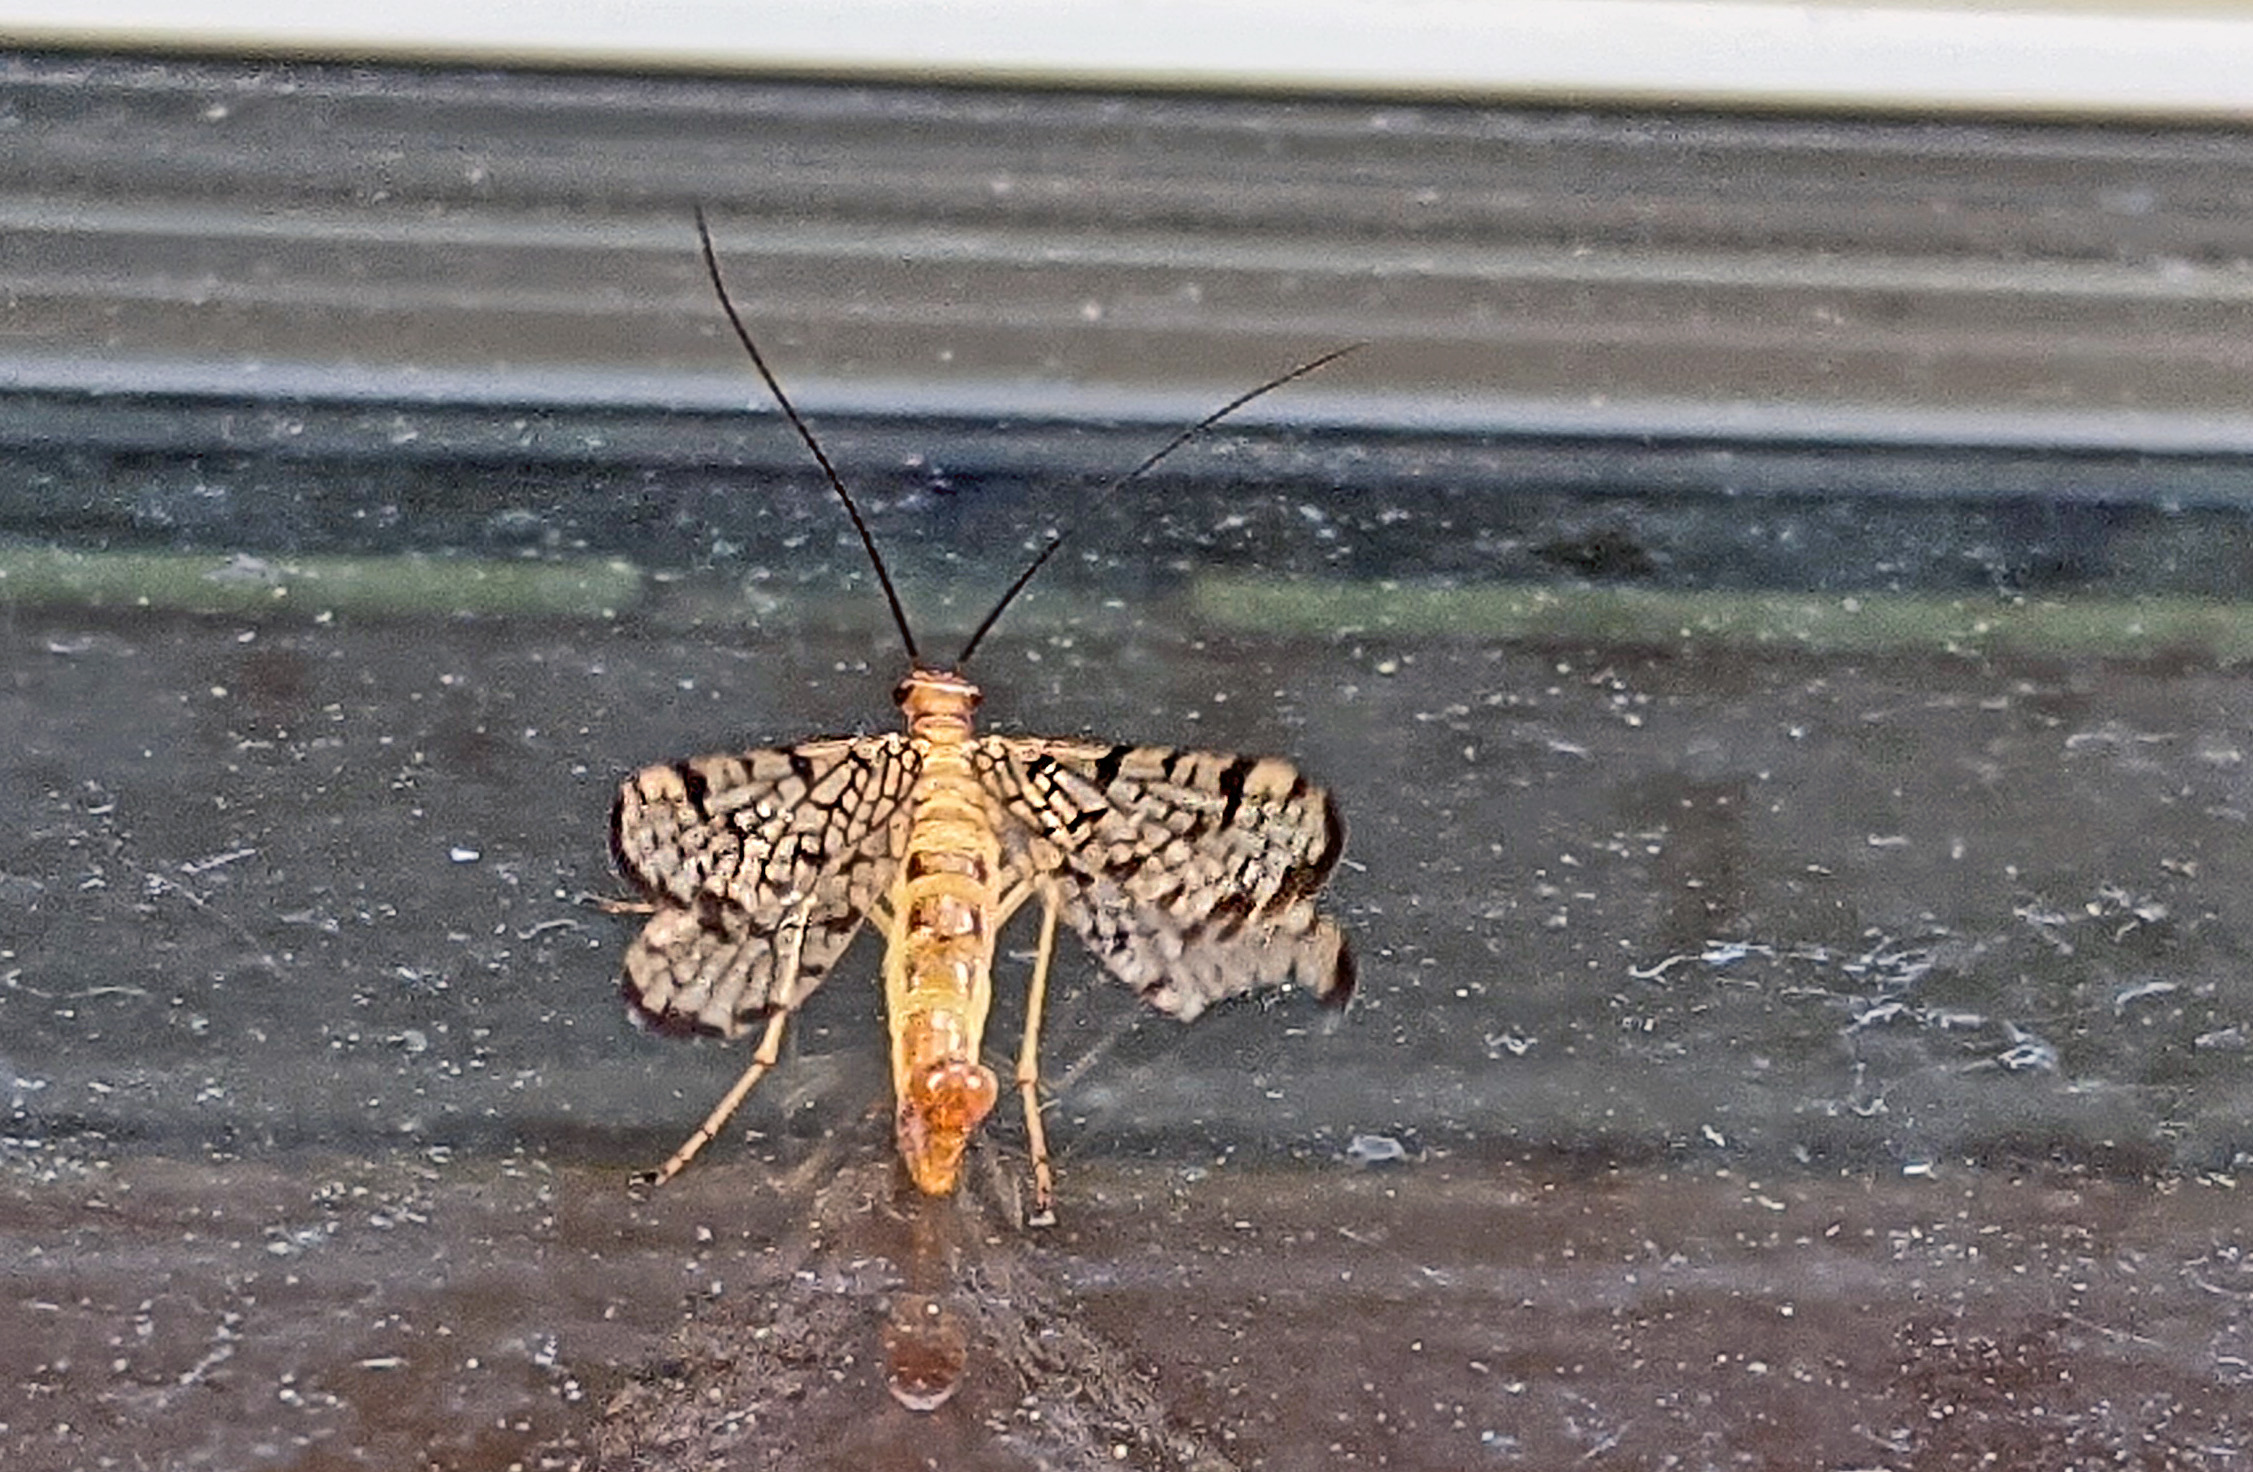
<box><xmin>885</xmin><ymin>677</ymin><xmax>1002</xmax><ymax>1194</ymax></box>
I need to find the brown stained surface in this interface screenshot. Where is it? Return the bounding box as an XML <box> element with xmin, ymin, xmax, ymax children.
<box><xmin>4</xmin><ymin>606</ymin><xmax>2251</xmax><ymax>1469</ymax></box>
<box><xmin>5</xmin><ymin>1149</ymin><xmax>2249</xmax><ymax>1470</ymax></box>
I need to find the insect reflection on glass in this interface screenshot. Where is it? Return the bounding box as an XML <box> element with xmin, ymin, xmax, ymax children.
<box><xmin>609</xmin><ymin>211</ymin><xmax>1354</xmax><ymax>1221</ymax></box>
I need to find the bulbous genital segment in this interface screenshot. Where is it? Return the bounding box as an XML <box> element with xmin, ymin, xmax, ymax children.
<box><xmin>897</xmin><ymin>1056</ymin><xmax>999</xmax><ymax>1195</ymax></box>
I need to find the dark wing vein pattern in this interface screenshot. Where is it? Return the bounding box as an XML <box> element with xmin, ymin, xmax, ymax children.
<box><xmin>610</xmin><ymin>736</ymin><xmax>915</xmax><ymax>1036</ymax></box>
<box><xmin>976</xmin><ymin>738</ymin><xmax>1353</xmax><ymax>1019</ymax></box>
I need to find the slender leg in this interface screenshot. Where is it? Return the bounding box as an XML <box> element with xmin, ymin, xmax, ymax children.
<box><xmin>640</xmin><ymin>898</ymin><xmax>814</xmax><ymax>1188</ymax></box>
<box><xmin>1014</xmin><ymin>889</ymin><xmax>1061</xmax><ymax>1225</ymax></box>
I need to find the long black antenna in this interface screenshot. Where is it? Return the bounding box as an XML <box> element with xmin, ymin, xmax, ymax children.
<box><xmin>694</xmin><ymin>207</ymin><xmax>921</xmax><ymax>666</ymax></box>
<box><xmin>952</xmin><ymin>341</ymin><xmax>1360</xmax><ymax>668</ymax></box>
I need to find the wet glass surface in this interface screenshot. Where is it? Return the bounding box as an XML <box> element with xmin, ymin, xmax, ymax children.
<box><xmin>4</xmin><ymin>53</ymin><xmax>2253</xmax><ymax>1472</ymax></box>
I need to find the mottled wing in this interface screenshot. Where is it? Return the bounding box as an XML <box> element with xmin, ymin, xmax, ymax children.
<box><xmin>611</xmin><ymin>735</ymin><xmax>915</xmax><ymax>1037</ymax></box>
<box><xmin>975</xmin><ymin>738</ymin><xmax>1352</xmax><ymax>1019</ymax></box>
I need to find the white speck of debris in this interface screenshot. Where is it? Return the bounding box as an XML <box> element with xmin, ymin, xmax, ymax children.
<box><xmin>1345</xmin><ymin>1133</ymin><xmax>1408</xmax><ymax>1166</ymax></box>
<box><xmin>1996</xmin><ymin>1025</ymin><xmax>2058</xmax><ymax>1073</ymax></box>
<box><xmin>1848</xmin><ymin>1000</ymin><xmax>1907</xmax><ymax>1032</ymax></box>
<box><xmin>449</xmin><ymin>847</ymin><xmax>480</xmax><ymax>864</ymax></box>
<box><xmin>181</xmin><ymin>847</ymin><xmax>257</xmax><ymax>876</ymax></box>
<box><xmin>2111</xmin><ymin>980</ymin><xmax>2178</xmax><ymax>1014</ymax></box>
<box><xmin>206</xmin><ymin>552</ymin><xmax>278</xmax><ymax>585</ymax></box>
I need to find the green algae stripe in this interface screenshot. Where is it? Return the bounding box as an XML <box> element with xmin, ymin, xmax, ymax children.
<box><xmin>1190</xmin><ymin>576</ymin><xmax>2253</xmax><ymax>664</ymax></box>
<box><xmin>0</xmin><ymin>547</ymin><xmax>645</xmax><ymax>617</ymax></box>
